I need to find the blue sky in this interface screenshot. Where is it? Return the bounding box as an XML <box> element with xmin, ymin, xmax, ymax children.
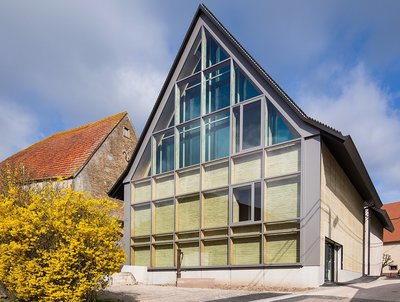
<box><xmin>0</xmin><ymin>0</ymin><xmax>399</xmax><ymax>202</ymax></box>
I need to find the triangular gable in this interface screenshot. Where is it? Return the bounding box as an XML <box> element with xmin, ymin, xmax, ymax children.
<box><xmin>123</xmin><ymin>5</ymin><xmax>314</xmax><ymax>183</ymax></box>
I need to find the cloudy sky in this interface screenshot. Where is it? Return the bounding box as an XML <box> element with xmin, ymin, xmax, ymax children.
<box><xmin>0</xmin><ymin>0</ymin><xmax>399</xmax><ymax>202</ymax></box>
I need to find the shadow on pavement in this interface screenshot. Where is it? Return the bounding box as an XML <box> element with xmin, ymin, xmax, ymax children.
<box><xmin>207</xmin><ymin>292</ymin><xmax>287</xmax><ymax>302</ymax></box>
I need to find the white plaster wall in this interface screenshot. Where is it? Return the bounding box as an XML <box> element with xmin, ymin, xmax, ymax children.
<box><xmin>121</xmin><ymin>265</ymin><xmax>148</xmax><ymax>284</ymax></box>
<box><xmin>383</xmin><ymin>243</ymin><xmax>400</xmax><ymax>275</ymax></box>
<box><xmin>144</xmin><ymin>267</ymin><xmax>321</xmax><ymax>288</ymax></box>
<box><xmin>370</xmin><ymin>213</ymin><xmax>384</xmax><ymax>276</ymax></box>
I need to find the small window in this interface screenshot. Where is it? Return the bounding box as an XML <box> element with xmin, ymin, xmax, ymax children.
<box><xmin>123</xmin><ymin>127</ymin><xmax>130</xmax><ymax>138</ymax></box>
<box><xmin>232</xmin><ymin>182</ymin><xmax>261</xmax><ymax>223</ymax></box>
<box><xmin>390</xmin><ymin>265</ymin><xmax>398</xmax><ymax>271</ymax></box>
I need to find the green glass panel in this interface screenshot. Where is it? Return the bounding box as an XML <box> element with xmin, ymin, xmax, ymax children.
<box><xmin>235</xmin><ymin>67</ymin><xmax>261</xmax><ymax>103</ymax></box>
<box><xmin>133</xmin><ymin>204</ymin><xmax>150</xmax><ymax>236</ymax></box>
<box><xmin>177</xmin><ymin>196</ymin><xmax>199</xmax><ymax>231</ymax></box>
<box><xmin>154</xmin><ymin>244</ymin><xmax>174</xmax><ymax>267</ymax></box>
<box><xmin>203</xmin><ymin>190</ymin><xmax>228</xmax><ymax>228</ymax></box>
<box><xmin>265</xmin><ymin>233</ymin><xmax>299</xmax><ymax>264</ymax></box>
<box><xmin>232</xmin><ymin>237</ymin><xmax>260</xmax><ymax>265</ymax></box>
<box><xmin>155</xmin><ymin>129</ymin><xmax>174</xmax><ymax>174</ymax></box>
<box><xmin>180</xmin><ymin>242</ymin><xmax>199</xmax><ymax>267</ymax></box>
<box><xmin>133</xmin><ymin>246</ymin><xmax>150</xmax><ymax>267</ymax></box>
<box><xmin>202</xmin><ymin>240</ymin><xmax>227</xmax><ymax>266</ymax></box>
<box><xmin>154</xmin><ymin>201</ymin><xmax>174</xmax><ymax>234</ymax></box>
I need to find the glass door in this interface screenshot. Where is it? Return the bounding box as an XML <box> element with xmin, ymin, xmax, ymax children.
<box><xmin>325</xmin><ymin>241</ymin><xmax>335</xmax><ymax>282</ymax></box>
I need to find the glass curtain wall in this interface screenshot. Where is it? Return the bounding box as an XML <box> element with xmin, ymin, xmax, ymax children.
<box><xmin>131</xmin><ymin>27</ymin><xmax>302</xmax><ymax>269</ymax></box>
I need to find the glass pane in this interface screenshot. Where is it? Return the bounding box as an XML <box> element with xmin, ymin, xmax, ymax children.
<box><xmin>204</xmin><ymin>111</ymin><xmax>230</xmax><ymax>161</ymax></box>
<box><xmin>235</xmin><ymin>67</ymin><xmax>261</xmax><ymax>103</ymax></box>
<box><xmin>266</xmin><ymin>176</ymin><xmax>300</xmax><ymax>221</ymax></box>
<box><xmin>133</xmin><ymin>204</ymin><xmax>150</xmax><ymax>236</ymax></box>
<box><xmin>154</xmin><ymin>244</ymin><xmax>174</xmax><ymax>267</ymax></box>
<box><xmin>232</xmin><ymin>106</ymin><xmax>240</xmax><ymax>153</ymax></box>
<box><xmin>267</xmin><ymin>102</ymin><xmax>297</xmax><ymax>145</ymax></box>
<box><xmin>232</xmin><ymin>185</ymin><xmax>252</xmax><ymax>222</ymax></box>
<box><xmin>179</xmin><ymin>76</ymin><xmax>201</xmax><ymax>123</ymax></box>
<box><xmin>132</xmin><ymin>246</ymin><xmax>150</xmax><ymax>266</ymax></box>
<box><xmin>254</xmin><ymin>182</ymin><xmax>261</xmax><ymax>221</ymax></box>
<box><xmin>202</xmin><ymin>240</ymin><xmax>227</xmax><ymax>266</ymax></box>
<box><xmin>133</xmin><ymin>142</ymin><xmax>151</xmax><ymax>180</ymax></box>
<box><xmin>155</xmin><ymin>129</ymin><xmax>174</xmax><ymax>174</ymax></box>
<box><xmin>179</xmin><ymin>121</ymin><xmax>200</xmax><ymax>168</ymax></box>
<box><xmin>242</xmin><ymin>101</ymin><xmax>261</xmax><ymax>149</ymax></box>
<box><xmin>203</xmin><ymin>190</ymin><xmax>228</xmax><ymax>228</ymax></box>
<box><xmin>154</xmin><ymin>201</ymin><xmax>174</xmax><ymax>234</ymax></box>
<box><xmin>155</xmin><ymin>91</ymin><xmax>175</xmax><ymax>131</ymax></box>
<box><xmin>206</xmin><ymin>34</ymin><xmax>228</xmax><ymax>67</ymax></box>
<box><xmin>179</xmin><ymin>31</ymin><xmax>202</xmax><ymax>79</ymax></box>
<box><xmin>205</xmin><ymin>65</ymin><xmax>230</xmax><ymax>114</ymax></box>
<box><xmin>177</xmin><ymin>195</ymin><xmax>199</xmax><ymax>231</ymax></box>
<box><xmin>232</xmin><ymin>237</ymin><xmax>260</xmax><ymax>265</ymax></box>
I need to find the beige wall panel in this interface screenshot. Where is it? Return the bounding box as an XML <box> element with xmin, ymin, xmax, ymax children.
<box><xmin>154</xmin><ymin>244</ymin><xmax>174</xmax><ymax>268</ymax></box>
<box><xmin>133</xmin><ymin>181</ymin><xmax>151</xmax><ymax>203</ymax></box>
<box><xmin>202</xmin><ymin>161</ymin><xmax>229</xmax><ymax>190</ymax></box>
<box><xmin>265</xmin><ymin>233</ymin><xmax>299</xmax><ymax>264</ymax></box>
<box><xmin>177</xmin><ymin>169</ymin><xmax>200</xmax><ymax>195</ymax></box>
<box><xmin>154</xmin><ymin>201</ymin><xmax>174</xmax><ymax>234</ymax></box>
<box><xmin>202</xmin><ymin>190</ymin><xmax>228</xmax><ymax>228</ymax></box>
<box><xmin>154</xmin><ymin>175</ymin><xmax>174</xmax><ymax>200</ymax></box>
<box><xmin>179</xmin><ymin>242</ymin><xmax>200</xmax><ymax>267</ymax></box>
<box><xmin>202</xmin><ymin>240</ymin><xmax>228</xmax><ymax>266</ymax></box>
<box><xmin>177</xmin><ymin>196</ymin><xmax>200</xmax><ymax>231</ymax></box>
<box><xmin>133</xmin><ymin>246</ymin><xmax>150</xmax><ymax>266</ymax></box>
<box><xmin>232</xmin><ymin>153</ymin><xmax>262</xmax><ymax>184</ymax></box>
<box><xmin>266</xmin><ymin>143</ymin><xmax>300</xmax><ymax>178</ymax></box>
<box><xmin>231</xmin><ymin>237</ymin><xmax>260</xmax><ymax>265</ymax></box>
<box><xmin>320</xmin><ymin>143</ymin><xmax>364</xmax><ymax>274</ymax></box>
<box><xmin>266</xmin><ymin>177</ymin><xmax>300</xmax><ymax>221</ymax></box>
<box><xmin>133</xmin><ymin>205</ymin><xmax>151</xmax><ymax>236</ymax></box>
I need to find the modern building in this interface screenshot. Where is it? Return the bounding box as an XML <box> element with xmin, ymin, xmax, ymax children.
<box><xmin>382</xmin><ymin>202</ymin><xmax>400</xmax><ymax>276</ymax></box>
<box><xmin>112</xmin><ymin>5</ymin><xmax>393</xmax><ymax>287</ymax></box>
<box><xmin>1</xmin><ymin>112</ymin><xmax>136</xmax><ymax>199</ymax></box>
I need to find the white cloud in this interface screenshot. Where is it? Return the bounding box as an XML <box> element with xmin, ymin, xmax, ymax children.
<box><xmin>299</xmin><ymin>63</ymin><xmax>400</xmax><ymax>202</ymax></box>
<box><xmin>0</xmin><ymin>99</ymin><xmax>38</xmax><ymax>161</ymax></box>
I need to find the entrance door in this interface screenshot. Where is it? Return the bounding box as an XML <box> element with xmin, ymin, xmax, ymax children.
<box><xmin>325</xmin><ymin>241</ymin><xmax>335</xmax><ymax>282</ymax></box>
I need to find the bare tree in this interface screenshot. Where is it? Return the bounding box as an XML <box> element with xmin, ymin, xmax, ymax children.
<box><xmin>381</xmin><ymin>253</ymin><xmax>394</xmax><ymax>275</ymax></box>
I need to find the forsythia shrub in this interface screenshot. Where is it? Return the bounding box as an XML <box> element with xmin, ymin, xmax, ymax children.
<box><xmin>0</xmin><ymin>169</ymin><xmax>125</xmax><ymax>301</ymax></box>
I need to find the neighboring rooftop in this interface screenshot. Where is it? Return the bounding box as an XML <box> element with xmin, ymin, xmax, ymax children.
<box><xmin>0</xmin><ymin>112</ymin><xmax>127</xmax><ymax>181</ymax></box>
<box><xmin>383</xmin><ymin>202</ymin><xmax>400</xmax><ymax>243</ymax></box>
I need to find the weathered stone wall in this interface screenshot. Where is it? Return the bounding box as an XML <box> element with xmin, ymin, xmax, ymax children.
<box><xmin>320</xmin><ymin>142</ymin><xmax>364</xmax><ymax>277</ymax></box>
<box><xmin>74</xmin><ymin>114</ymin><xmax>137</xmax><ymax>198</ymax></box>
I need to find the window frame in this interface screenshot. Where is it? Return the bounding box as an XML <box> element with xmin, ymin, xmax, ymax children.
<box><xmin>230</xmin><ymin>181</ymin><xmax>262</xmax><ymax>225</ymax></box>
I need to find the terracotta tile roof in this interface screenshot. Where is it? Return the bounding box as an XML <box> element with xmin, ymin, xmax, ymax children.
<box><xmin>383</xmin><ymin>202</ymin><xmax>400</xmax><ymax>243</ymax></box>
<box><xmin>0</xmin><ymin>112</ymin><xmax>127</xmax><ymax>181</ymax></box>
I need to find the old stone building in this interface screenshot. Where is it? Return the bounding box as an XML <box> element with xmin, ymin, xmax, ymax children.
<box><xmin>0</xmin><ymin>112</ymin><xmax>136</xmax><ymax>199</ymax></box>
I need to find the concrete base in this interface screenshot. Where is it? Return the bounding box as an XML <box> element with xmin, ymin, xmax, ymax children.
<box><xmin>110</xmin><ymin>272</ymin><xmax>137</xmax><ymax>286</ymax></box>
<box><xmin>121</xmin><ymin>265</ymin><xmax>148</xmax><ymax>284</ymax></box>
<box><xmin>177</xmin><ymin>278</ymin><xmax>215</xmax><ymax>288</ymax></box>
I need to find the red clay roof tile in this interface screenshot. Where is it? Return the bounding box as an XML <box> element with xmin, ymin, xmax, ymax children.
<box><xmin>383</xmin><ymin>202</ymin><xmax>400</xmax><ymax>243</ymax></box>
<box><xmin>0</xmin><ymin>112</ymin><xmax>126</xmax><ymax>181</ymax></box>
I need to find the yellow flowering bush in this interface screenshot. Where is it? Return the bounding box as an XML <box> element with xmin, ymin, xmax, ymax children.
<box><xmin>0</xmin><ymin>169</ymin><xmax>125</xmax><ymax>301</ymax></box>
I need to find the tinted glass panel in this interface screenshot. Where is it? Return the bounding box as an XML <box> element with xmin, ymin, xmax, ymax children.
<box><xmin>155</xmin><ymin>129</ymin><xmax>174</xmax><ymax>174</ymax></box>
<box><xmin>233</xmin><ymin>185</ymin><xmax>252</xmax><ymax>222</ymax></box>
<box><xmin>206</xmin><ymin>34</ymin><xmax>228</xmax><ymax>67</ymax></box>
<box><xmin>205</xmin><ymin>65</ymin><xmax>230</xmax><ymax>114</ymax></box>
<box><xmin>254</xmin><ymin>182</ymin><xmax>261</xmax><ymax>221</ymax></box>
<box><xmin>242</xmin><ymin>101</ymin><xmax>261</xmax><ymax>149</ymax></box>
<box><xmin>267</xmin><ymin>102</ymin><xmax>297</xmax><ymax>145</ymax></box>
<box><xmin>179</xmin><ymin>121</ymin><xmax>200</xmax><ymax>168</ymax></box>
<box><xmin>204</xmin><ymin>111</ymin><xmax>230</xmax><ymax>161</ymax></box>
<box><xmin>179</xmin><ymin>76</ymin><xmax>201</xmax><ymax>123</ymax></box>
<box><xmin>235</xmin><ymin>67</ymin><xmax>261</xmax><ymax>103</ymax></box>
<box><xmin>232</xmin><ymin>106</ymin><xmax>240</xmax><ymax>153</ymax></box>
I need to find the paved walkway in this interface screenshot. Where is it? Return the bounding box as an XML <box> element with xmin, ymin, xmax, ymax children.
<box><xmin>100</xmin><ymin>277</ymin><xmax>400</xmax><ymax>302</ymax></box>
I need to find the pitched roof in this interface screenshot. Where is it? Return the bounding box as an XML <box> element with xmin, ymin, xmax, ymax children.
<box><xmin>383</xmin><ymin>202</ymin><xmax>400</xmax><ymax>243</ymax></box>
<box><xmin>0</xmin><ymin>112</ymin><xmax>127</xmax><ymax>181</ymax></box>
<box><xmin>109</xmin><ymin>4</ymin><xmax>393</xmax><ymax>231</ymax></box>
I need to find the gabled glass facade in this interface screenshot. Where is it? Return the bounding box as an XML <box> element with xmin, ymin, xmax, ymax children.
<box><xmin>130</xmin><ymin>27</ymin><xmax>301</xmax><ymax>268</ymax></box>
